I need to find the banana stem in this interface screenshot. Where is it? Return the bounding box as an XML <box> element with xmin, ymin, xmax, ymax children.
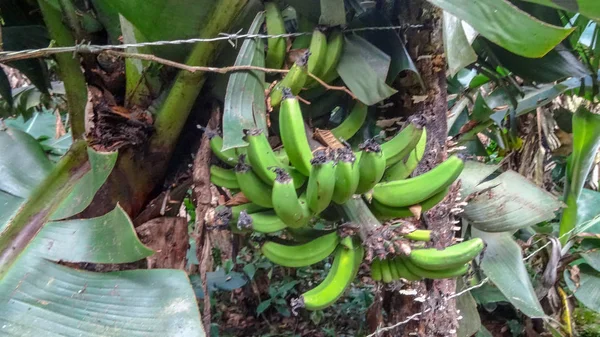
<box><xmin>339</xmin><ymin>196</ymin><xmax>382</xmax><ymax>243</ymax></box>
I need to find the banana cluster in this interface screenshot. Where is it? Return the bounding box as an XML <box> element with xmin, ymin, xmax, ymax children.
<box><xmin>371</xmin><ymin>238</ymin><xmax>484</xmax><ymax>283</ymax></box>
<box><xmin>206</xmin><ymin>2</ymin><xmax>478</xmax><ymax>312</ymax></box>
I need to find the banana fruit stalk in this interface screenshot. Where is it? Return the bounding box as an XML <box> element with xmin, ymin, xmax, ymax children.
<box><xmin>269</xmin><ymin>51</ymin><xmax>309</xmax><ymax>108</ymax></box>
<box><xmin>408</xmin><ymin>238</ymin><xmax>484</xmax><ymax>271</ymax></box>
<box><xmin>272</xmin><ymin>169</ymin><xmax>311</xmax><ymax>228</ymax></box>
<box><xmin>372</xmin><ymin>155</ymin><xmax>464</xmax><ymax>208</ymax></box>
<box><xmin>264</xmin><ymin>2</ymin><xmax>286</xmax><ymax>70</ymax></box>
<box><xmin>331</xmin><ymin>101</ymin><xmax>367</xmax><ymax>142</ymax></box>
<box><xmin>370</xmin><ymin>187</ymin><xmax>449</xmax><ymax>220</ymax></box>
<box><xmin>210</xmin><ymin>165</ymin><xmax>239</xmax><ymax>189</ymax></box>
<box><xmin>261</xmin><ymin>231</ymin><xmax>340</xmax><ymax>267</ymax></box>
<box><xmin>331</xmin><ymin>147</ymin><xmax>359</xmax><ymax>204</ymax></box>
<box><xmin>381</xmin><ymin>123</ymin><xmax>424</xmax><ymax>167</ymax></box>
<box><xmin>234</xmin><ymin>155</ymin><xmax>273</xmax><ymax>208</ymax></box>
<box><xmin>306</xmin><ymin>149</ymin><xmax>336</xmax><ymax>214</ymax></box>
<box><xmin>298</xmin><ymin>237</ymin><xmax>364</xmax><ymax>311</ymax></box>
<box><xmin>382</xmin><ymin>127</ymin><xmax>427</xmax><ymax>182</ymax></box>
<box><xmin>355</xmin><ymin>139</ymin><xmax>386</xmax><ymax>194</ymax></box>
<box><xmin>279</xmin><ymin>90</ymin><xmax>313</xmax><ymax>176</ymax></box>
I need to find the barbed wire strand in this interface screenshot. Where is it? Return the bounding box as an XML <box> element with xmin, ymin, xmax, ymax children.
<box><xmin>366</xmin><ymin>225</ymin><xmax>581</xmax><ymax>337</ymax></box>
<box><xmin>0</xmin><ymin>25</ymin><xmax>423</xmax><ymax>63</ymax></box>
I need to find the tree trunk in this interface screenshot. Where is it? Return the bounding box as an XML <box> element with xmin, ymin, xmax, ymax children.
<box><xmin>383</xmin><ymin>1</ymin><xmax>459</xmax><ymax>336</ymax></box>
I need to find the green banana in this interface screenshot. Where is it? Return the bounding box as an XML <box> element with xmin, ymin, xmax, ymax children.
<box><xmin>408</xmin><ymin>238</ymin><xmax>484</xmax><ymax>271</ymax></box>
<box><xmin>210</xmin><ymin>165</ymin><xmax>240</xmax><ymax>189</ymax></box>
<box><xmin>369</xmin><ymin>187</ymin><xmax>449</xmax><ymax>220</ymax></box>
<box><xmin>234</xmin><ymin>156</ymin><xmax>273</xmax><ymax>208</ymax></box>
<box><xmin>279</xmin><ymin>90</ymin><xmax>313</xmax><ymax>176</ymax></box>
<box><xmin>382</xmin><ymin>127</ymin><xmax>427</xmax><ymax>181</ymax></box>
<box><xmin>404</xmin><ymin>258</ymin><xmax>469</xmax><ymax>279</ymax></box>
<box><xmin>264</xmin><ymin>2</ymin><xmax>286</xmax><ymax>70</ymax></box>
<box><xmin>331</xmin><ymin>101</ymin><xmax>368</xmax><ymax>142</ymax></box>
<box><xmin>209</xmin><ymin>134</ymin><xmax>241</xmax><ymax>167</ymax></box>
<box><xmin>230</xmin><ymin>202</ymin><xmax>268</xmax><ymax>221</ymax></box>
<box><xmin>355</xmin><ymin>139</ymin><xmax>386</xmax><ymax>194</ymax></box>
<box><xmin>370</xmin><ymin>259</ymin><xmax>382</xmax><ymax>281</ymax></box>
<box><xmin>244</xmin><ymin>129</ymin><xmax>306</xmax><ymax>187</ymax></box>
<box><xmin>306</xmin><ymin>149</ymin><xmax>336</xmax><ymax>214</ymax></box>
<box><xmin>273</xmin><ymin>148</ymin><xmax>290</xmax><ymax>165</ymax></box>
<box><xmin>269</xmin><ymin>51</ymin><xmax>309</xmax><ymax>108</ymax></box>
<box><xmin>300</xmin><ymin>237</ymin><xmax>364</xmax><ymax>311</ymax></box>
<box><xmin>331</xmin><ymin>147</ymin><xmax>360</xmax><ymax>204</ymax></box>
<box><xmin>245</xmin><ymin>210</ymin><xmax>288</xmax><ymax>233</ymax></box>
<box><xmin>272</xmin><ymin>169</ymin><xmax>311</xmax><ymax>228</ymax></box>
<box><xmin>260</xmin><ymin>231</ymin><xmax>340</xmax><ymax>267</ymax></box>
<box><xmin>393</xmin><ymin>258</ymin><xmax>422</xmax><ymax>281</ymax></box>
<box><xmin>381</xmin><ymin>123</ymin><xmax>424</xmax><ymax>167</ymax></box>
<box><xmin>372</xmin><ymin>155</ymin><xmax>464</xmax><ymax>208</ymax></box>
<box><xmin>388</xmin><ymin>258</ymin><xmax>400</xmax><ymax>280</ymax></box>
<box><xmin>305</xmin><ymin>27</ymin><xmax>328</xmax><ymax>86</ymax></box>
<box><xmin>319</xmin><ymin>28</ymin><xmax>344</xmax><ymax>84</ymax></box>
<box><xmin>404</xmin><ymin>230</ymin><xmax>432</xmax><ymax>242</ymax></box>
<box><xmin>381</xmin><ymin>259</ymin><xmax>393</xmax><ymax>283</ymax></box>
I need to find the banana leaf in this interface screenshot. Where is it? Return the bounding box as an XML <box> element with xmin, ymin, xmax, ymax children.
<box><xmin>472</xmin><ymin>228</ymin><xmax>545</xmax><ymax>318</ymax></box>
<box><xmin>443</xmin><ymin>11</ymin><xmax>477</xmax><ymax>77</ymax></box>
<box><xmin>427</xmin><ymin>0</ymin><xmax>573</xmax><ymax>58</ymax></box>
<box><xmin>521</xmin><ymin>0</ymin><xmax>600</xmax><ymax>21</ymax></box>
<box><xmin>319</xmin><ymin>0</ymin><xmax>346</xmax><ymax>26</ymax></box>
<box><xmin>457</xmin><ymin>160</ymin><xmax>500</xmax><ymax>196</ymax></box>
<box><xmin>564</xmin><ymin>263</ymin><xmax>600</xmax><ymax>312</ymax></box>
<box><xmin>456</xmin><ymin>278</ymin><xmax>481</xmax><ymax>337</ymax></box>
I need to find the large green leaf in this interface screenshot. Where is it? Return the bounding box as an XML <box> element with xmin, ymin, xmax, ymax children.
<box><xmin>559</xmin><ymin>106</ymin><xmax>600</xmax><ymax>244</ymax></box>
<box><xmin>94</xmin><ymin>0</ymin><xmax>217</xmax><ymax>61</ymax></box>
<box><xmin>444</xmin><ymin>11</ymin><xmax>477</xmax><ymax>76</ymax></box>
<box><xmin>576</xmin><ymin>189</ymin><xmax>600</xmax><ymax>234</ymax></box>
<box><xmin>564</xmin><ymin>263</ymin><xmax>600</xmax><ymax>312</ymax></box>
<box><xmin>33</xmin><ymin>205</ymin><xmax>153</xmax><ymax>263</ymax></box>
<box><xmin>0</xmin><ymin>253</ymin><xmax>204</xmax><ymax>336</ymax></box>
<box><xmin>463</xmin><ymin>171</ymin><xmax>562</xmax><ymax>232</ymax></box>
<box><xmin>0</xmin><ymin>128</ymin><xmax>53</xmax><ymax>198</ymax></box>
<box><xmin>472</xmin><ymin>228</ymin><xmax>545</xmax><ymax>318</ymax></box>
<box><xmin>4</xmin><ymin>110</ymin><xmax>73</xmax><ymax>157</ymax></box>
<box><xmin>522</xmin><ymin>0</ymin><xmax>600</xmax><ymax>21</ymax></box>
<box><xmin>456</xmin><ymin>279</ymin><xmax>481</xmax><ymax>337</ymax></box>
<box><xmin>2</xmin><ymin>25</ymin><xmax>50</xmax><ymax>94</ymax></box>
<box><xmin>50</xmin><ymin>148</ymin><xmax>118</xmax><ymax>220</ymax></box>
<box><xmin>221</xmin><ymin>12</ymin><xmax>267</xmax><ymax>151</ymax></box>
<box><xmin>337</xmin><ymin>35</ymin><xmax>397</xmax><ymax>105</ymax></box>
<box><xmin>457</xmin><ymin>160</ymin><xmax>500</xmax><ymax>196</ymax></box>
<box><xmin>427</xmin><ymin>0</ymin><xmax>574</xmax><ymax>58</ymax></box>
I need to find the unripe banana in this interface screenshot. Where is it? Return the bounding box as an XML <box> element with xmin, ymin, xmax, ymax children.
<box><xmin>331</xmin><ymin>147</ymin><xmax>360</xmax><ymax>204</ymax></box>
<box><xmin>393</xmin><ymin>258</ymin><xmax>422</xmax><ymax>281</ymax></box>
<box><xmin>381</xmin><ymin>123</ymin><xmax>424</xmax><ymax>167</ymax></box>
<box><xmin>380</xmin><ymin>259</ymin><xmax>393</xmax><ymax>283</ymax></box>
<box><xmin>304</xmin><ymin>27</ymin><xmax>328</xmax><ymax>86</ymax></box>
<box><xmin>382</xmin><ymin>127</ymin><xmax>427</xmax><ymax>181</ymax></box>
<box><xmin>210</xmin><ymin>165</ymin><xmax>240</xmax><ymax>189</ymax></box>
<box><xmin>319</xmin><ymin>28</ymin><xmax>344</xmax><ymax>84</ymax></box>
<box><xmin>372</xmin><ymin>155</ymin><xmax>464</xmax><ymax>208</ymax></box>
<box><xmin>370</xmin><ymin>187</ymin><xmax>449</xmax><ymax>220</ymax></box>
<box><xmin>300</xmin><ymin>237</ymin><xmax>364</xmax><ymax>311</ymax></box>
<box><xmin>404</xmin><ymin>230</ymin><xmax>432</xmax><ymax>242</ymax></box>
<box><xmin>269</xmin><ymin>51</ymin><xmax>309</xmax><ymax>108</ymax></box>
<box><xmin>264</xmin><ymin>2</ymin><xmax>286</xmax><ymax>70</ymax></box>
<box><xmin>209</xmin><ymin>134</ymin><xmax>241</xmax><ymax>167</ymax></box>
<box><xmin>355</xmin><ymin>139</ymin><xmax>386</xmax><ymax>194</ymax></box>
<box><xmin>243</xmin><ymin>210</ymin><xmax>288</xmax><ymax>233</ymax></box>
<box><xmin>244</xmin><ymin>129</ymin><xmax>306</xmax><ymax>187</ymax></box>
<box><xmin>234</xmin><ymin>156</ymin><xmax>273</xmax><ymax>208</ymax></box>
<box><xmin>230</xmin><ymin>202</ymin><xmax>268</xmax><ymax>221</ymax></box>
<box><xmin>279</xmin><ymin>90</ymin><xmax>314</xmax><ymax>176</ymax></box>
<box><xmin>408</xmin><ymin>238</ymin><xmax>484</xmax><ymax>271</ymax></box>
<box><xmin>404</xmin><ymin>258</ymin><xmax>469</xmax><ymax>279</ymax></box>
<box><xmin>273</xmin><ymin>148</ymin><xmax>290</xmax><ymax>165</ymax></box>
<box><xmin>388</xmin><ymin>258</ymin><xmax>400</xmax><ymax>280</ymax></box>
<box><xmin>260</xmin><ymin>231</ymin><xmax>340</xmax><ymax>267</ymax></box>
<box><xmin>370</xmin><ymin>259</ymin><xmax>382</xmax><ymax>281</ymax></box>
<box><xmin>272</xmin><ymin>169</ymin><xmax>311</xmax><ymax>228</ymax></box>
<box><xmin>331</xmin><ymin>101</ymin><xmax>368</xmax><ymax>142</ymax></box>
<box><xmin>306</xmin><ymin>149</ymin><xmax>336</xmax><ymax>214</ymax></box>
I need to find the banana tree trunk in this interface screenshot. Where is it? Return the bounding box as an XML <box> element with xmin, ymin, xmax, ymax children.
<box><xmin>383</xmin><ymin>1</ymin><xmax>458</xmax><ymax>336</ymax></box>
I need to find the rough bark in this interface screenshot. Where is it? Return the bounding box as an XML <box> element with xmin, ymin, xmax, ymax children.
<box><xmin>384</xmin><ymin>1</ymin><xmax>458</xmax><ymax>336</ymax></box>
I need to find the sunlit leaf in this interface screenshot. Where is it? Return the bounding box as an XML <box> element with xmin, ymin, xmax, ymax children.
<box><xmin>522</xmin><ymin>0</ymin><xmax>600</xmax><ymax>21</ymax></box>
<box><xmin>464</xmin><ymin>170</ymin><xmax>562</xmax><ymax>232</ymax></box>
<box><xmin>427</xmin><ymin>0</ymin><xmax>574</xmax><ymax>57</ymax></box>
<box><xmin>222</xmin><ymin>12</ymin><xmax>267</xmax><ymax>151</ymax></box>
<box><xmin>472</xmin><ymin>228</ymin><xmax>545</xmax><ymax>318</ymax></box>
<box><xmin>337</xmin><ymin>35</ymin><xmax>397</xmax><ymax>105</ymax></box>
<box><xmin>443</xmin><ymin>12</ymin><xmax>477</xmax><ymax>76</ymax></box>
<box><xmin>564</xmin><ymin>263</ymin><xmax>600</xmax><ymax>312</ymax></box>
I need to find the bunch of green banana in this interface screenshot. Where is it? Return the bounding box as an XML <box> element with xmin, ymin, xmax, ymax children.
<box><xmin>264</xmin><ymin>2</ymin><xmax>286</xmax><ymax>70</ymax></box>
<box><xmin>210</xmin><ymin>166</ymin><xmax>239</xmax><ymax>189</ymax></box>
<box><xmin>295</xmin><ymin>237</ymin><xmax>364</xmax><ymax>311</ymax></box>
<box><xmin>261</xmin><ymin>231</ymin><xmax>340</xmax><ymax>267</ymax></box>
<box><xmin>380</xmin><ymin>122</ymin><xmax>424</xmax><ymax>167</ymax></box>
<box><xmin>382</xmin><ymin>127</ymin><xmax>427</xmax><ymax>182</ymax></box>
